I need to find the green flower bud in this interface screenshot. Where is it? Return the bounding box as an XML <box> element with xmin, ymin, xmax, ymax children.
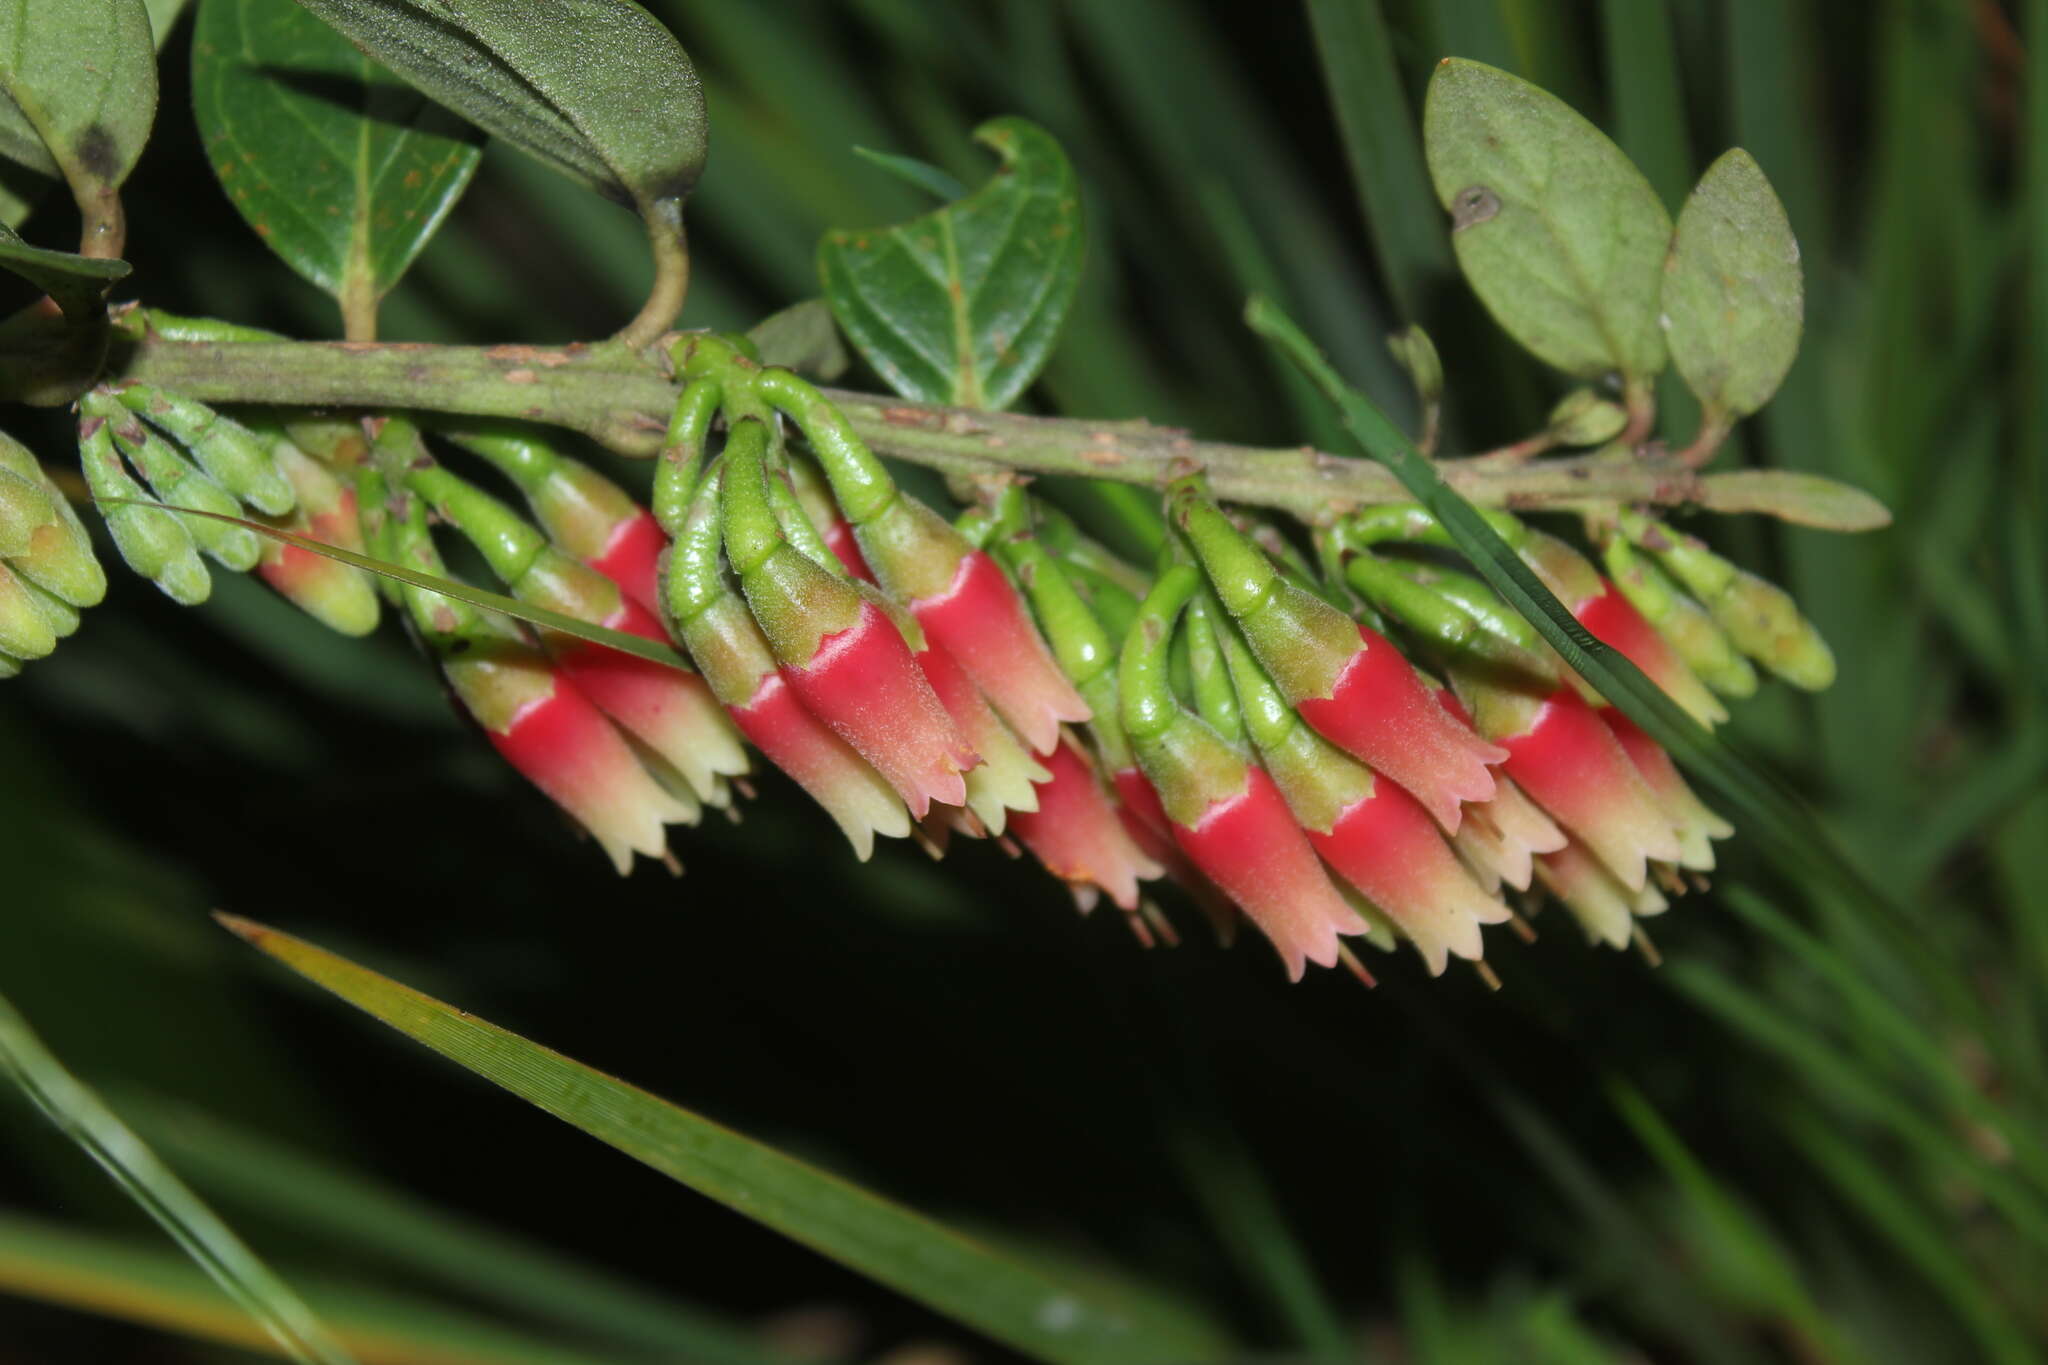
<box><xmin>1386</xmin><ymin>324</ymin><xmax>1443</xmax><ymax>407</ymax></box>
<box><xmin>21</xmin><ymin>575</ymin><xmax>80</xmax><ymax>638</ymax></box>
<box><xmin>0</xmin><ymin>465</ymin><xmax>57</xmax><ymax>558</ymax></box>
<box><xmin>1600</xmin><ymin>535</ymin><xmax>1756</xmax><ymax>698</ymax></box>
<box><xmin>0</xmin><ymin>562</ymin><xmax>57</xmax><ymax>659</ymax></box>
<box><xmin>1626</xmin><ymin>513</ymin><xmax>1834</xmax><ymax>690</ymax></box>
<box><xmin>113</xmin><ymin>385</ymin><xmax>295</xmax><ymax>517</ymax></box>
<box><xmin>78</xmin><ymin>398</ymin><xmax>210</xmax><ymax>606</ymax></box>
<box><xmin>108</xmin><ymin>413</ymin><xmax>262</xmax><ymax>571</ymax></box>
<box><xmin>1546</xmin><ymin>388</ymin><xmax>1628</xmax><ymax>446</ymax></box>
<box><xmin>0</xmin><ymin>431</ymin><xmax>104</xmax><ymax>606</ymax></box>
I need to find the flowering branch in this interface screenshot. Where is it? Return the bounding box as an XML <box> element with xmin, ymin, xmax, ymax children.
<box><xmin>106</xmin><ymin>329</ymin><xmax>1889</xmax><ymax>531</ymax></box>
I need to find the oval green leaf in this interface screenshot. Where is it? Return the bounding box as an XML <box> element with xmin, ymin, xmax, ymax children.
<box><xmin>220</xmin><ymin>914</ymin><xmax>1234</xmax><ymax>1365</ymax></box>
<box><xmin>1423</xmin><ymin>58</ymin><xmax>1671</xmax><ymax>382</ymax></box>
<box><xmin>289</xmin><ymin>0</ymin><xmax>706</xmax><ymax>212</ymax></box>
<box><xmin>192</xmin><ymin>0</ymin><xmax>482</xmax><ymax>313</ymax></box>
<box><xmin>819</xmin><ymin>116</ymin><xmax>1084</xmax><ymax>411</ymax></box>
<box><xmin>0</xmin><ymin>0</ymin><xmax>157</xmax><ymax>245</ymax></box>
<box><xmin>1663</xmin><ymin>148</ymin><xmax>1803</xmax><ymax>420</ymax></box>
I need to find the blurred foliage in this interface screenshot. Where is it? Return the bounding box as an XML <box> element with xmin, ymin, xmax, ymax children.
<box><xmin>2</xmin><ymin>1</ymin><xmax>2044</xmax><ymax>1361</ymax></box>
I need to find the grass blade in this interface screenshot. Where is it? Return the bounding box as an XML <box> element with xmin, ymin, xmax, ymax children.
<box><xmin>0</xmin><ymin>992</ymin><xmax>357</xmax><ymax>1365</ymax></box>
<box><xmin>217</xmin><ymin>914</ymin><xmax>1235</xmax><ymax>1365</ymax></box>
<box><xmin>113</xmin><ymin>1093</ymin><xmax>800</xmax><ymax>1365</ymax></box>
<box><xmin>1595</xmin><ymin>0</ymin><xmax>1690</xmax><ymax>209</ymax></box>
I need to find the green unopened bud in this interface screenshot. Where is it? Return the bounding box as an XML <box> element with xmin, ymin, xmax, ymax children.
<box><xmin>114</xmin><ymin>385</ymin><xmax>295</xmax><ymax>516</ymax></box>
<box><xmin>0</xmin><ymin>432</ymin><xmax>105</xmax><ymax>607</ymax></box>
<box><xmin>0</xmin><ymin>465</ymin><xmax>57</xmax><ymax>558</ymax></box>
<box><xmin>1600</xmin><ymin>535</ymin><xmax>1756</xmax><ymax>698</ymax></box>
<box><xmin>0</xmin><ymin>562</ymin><xmax>57</xmax><ymax>659</ymax></box>
<box><xmin>1546</xmin><ymin>388</ymin><xmax>1627</xmax><ymax>446</ymax></box>
<box><xmin>78</xmin><ymin>399</ymin><xmax>210</xmax><ymax>606</ymax></box>
<box><xmin>1182</xmin><ymin>592</ymin><xmax>1244</xmax><ymax>745</ymax></box>
<box><xmin>109</xmin><ymin>414</ymin><xmax>261</xmax><ymax>571</ymax></box>
<box><xmin>21</xmin><ymin>575</ymin><xmax>80</xmax><ymax>638</ymax></box>
<box><xmin>1627</xmin><ymin>514</ymin><xmax>1834</xmax><ymax>690</ymax></box>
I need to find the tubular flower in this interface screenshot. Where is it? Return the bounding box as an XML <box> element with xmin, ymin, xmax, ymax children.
<box><xmin>1536</xmin><ymin>836</ymin><xmax>1669</xmax><ymax>950</ymax></box>
<box><xmin>1121</xmin><ymin>565</ymin><xmax>1362</xmax><ymax>980</ymax></box>
<box><xmin>1601</xmin><ymin>708</ymin><xmax>1731</xmax><ymax>872</ymax></box>
<box><xmin>1570</xmin><ymin>576</ymin><xmax>1727</xmax><ymax>728</ymax></box>
<box><xmin>1173</xmin><ymin>481</ymin><xmax>1505</xmax><ymax>833</ymax></box>
<box><xmin>398</xmin><ymin>437</ymin><xmax>746</xmax><ymax>806</ymax></box>
<box><xmin>254</xmin><ymin>436</ymin><xmax>381</xmax><ymax>636</ymax></box>
<box><xmin>1456</xmin><ymin>677</ymin><xmax>1682</xmax><ymax>894</ymax></box>
<box><xmin>1008</xmin><ymin>733</ymin><xmax>1165</xmax><ymax>912</ymax></box>
<box><xmin>753</xmin><ymin>367</ymin><xmax>1089</xmax><ymax>754</ymax></box>
<box><xmin>364</xmin><ymin>470</ymin><xmax>692</xmax><ymax>874</ymax></box>
<box><xmin>662</xmin><ymin>461</ymin><xmax>912</xmax><ymax>857</ymax></box>
<box><xmin>1215</xmin><ymin>610</ymin><xmax>1509</xmax><ymax>976</ymax></box>
<box><xmin>718</xmin><ymin>416</ymin><xmax>975</xmax><ymax>818</ymax></box>
<box><xmin>1430</xmin><ymin>690</ymin><xmax>1566</xmax><ymax>893</ymax></box>
<box><xmin>911</xmin><ymin>627</ymin><xmax>1047</xmax><ymax>836</ymax></box>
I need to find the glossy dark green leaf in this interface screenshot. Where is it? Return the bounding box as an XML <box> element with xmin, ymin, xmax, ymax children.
<box><xmin>0</xmin><ymin>221</ymin><xmax>127</xmax><ymax>318</ymax></box>
<box><xmin>192</xmin><ymin>0</ymin><xmax>482</xmax><ymax>312</ymax></box>
<box><xmin>1423</xmin><ymin>58</ymin><xmax>1670</xmax><ymax>381</ymax></box>
<box><xmin>819</xmin><ymin>116</ymin><xmax>1083</xmax><ymax>410</ymax></box>
<box><xmin>289</xmin><ymin>0</ymin><xmax>706</xmax><ymax>212</ymax></box>
<box><xmin>221</xmin><ymin>915</ymin><xmax>1234</xmax><ymax>1365</ymax></box>
<box><xmin>1663</xmin><ymin>148</ymin><xmax>1804</xmax><ymax>420</ymax></box>
<box><xmin>0</xmin><ymin>0</ymin><xmax>157</xmax><ymax>247</ymax></box>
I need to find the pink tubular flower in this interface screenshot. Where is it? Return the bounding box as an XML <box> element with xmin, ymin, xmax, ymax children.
<box><xmin>481</xmin><ymin>667</ymin><xmax>697</xmax><ymax>875</ymax></box>
<box><xmin>907</xmin><ymin>549</ymin><xmax>1091</xmax><ymax>756</ymax></box>
<box><xmin>1572</xmin><ymin>578</ymin><xmax>1725</xmax><ymax>728</ymax></box>
<box><xmin>1492</xmin><ymin>687</ymin><xmax>1681</xmax><ymax>893</ymax></box>
<box><xmin>256</xmin><ymin>440</ymin><xmax>379</xmax><ymax>636</ymax></box>
<box><xmin>1306</xmin><ymin>776</ymin><xmax>1510</xmax><ymax>976</ymax></box>
<box><xmin>914</xmin><ymin>637</ymin><xmax>1046</xmax><ymax>836</ymax></box>
<box><xmin>1009</xmin><ymin>735</ymin><xmax>1164</xmax><ymax>912</ymax></box>
<box><xmin>1293</xmin><ymin>622</ymin><xmax>1509</xmax><ymax>833</ymax></box>
<box><xmin>824</xmin><ymin>517</ymin><xmax>876</xmax><ymax>582</ymax></box>
<box><xmin>1430</xmin><ymin>689</ymin><xmax>1565</xmax><ymax>892</ymax></box>
<box><xmin>584</xmin><ymin>506</ymin><xmax>669</xmax><ymax>615</ymax></box>
<box><xmin>726</xmin><ymin>665</ymin><xmax>913</xmax><ymax>858</ymax></box>
<box><xmin>781</xmin><ymin>598</ymin><xmax>977</xmax><ymax>819</ymax></box>
<box><xmin>1600</xmin><ymin>708</ymin><xmax>1731</xmax><ymax>872</ymax></box>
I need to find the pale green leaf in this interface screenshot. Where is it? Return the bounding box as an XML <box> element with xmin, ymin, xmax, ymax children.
<box><xmin>1663</xmin><ymin>148</ymin><xmax>1804</xmax><ymax>419</ymax></box>
<box><xmin>0</xmin><ymin>0</ymin><xmax>157</xmax><ymax>235</ymax></box>
<box><xmin>1423</xmin><ymin>57</ymin><xmax>1671</xmax><ymax>381</ymax></box>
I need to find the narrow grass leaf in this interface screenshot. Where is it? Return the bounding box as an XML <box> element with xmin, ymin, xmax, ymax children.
<box><xmin>851</xmin><ymin>145</ymin><xmax>967</xmax><ymax>203</ymax></box>
<box><xmin>0</xmin><ymin>992</ymin><xmax>357</xmax><ymax>1365</ymax></box>
<box><xmin>218</xmin><ymin>915</ymin><xmax>1235</xmax><ymax>1365</ymax></box>
<box><xmin>1595</xmin><ymin>0</ymin><xmax>1690</xmax><ymax>209</ymax></box>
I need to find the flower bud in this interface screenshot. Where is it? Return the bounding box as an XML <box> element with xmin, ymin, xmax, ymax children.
<box><xmin>77</xmin><ymin>400</ymin><xmax>209</xmax><ymax>606</ymax></box>
<box><xmin>662</xmin><ymin>459</ymin><xmax>911</xmax><ymax>858</ymax></box>
<box><xmin>0</xmin><ymin>562</ymin><xmax>57</xmax><ymax>660</ymax></box>
<box><xmin>254</xmin><ymin>438</ymin><xmax>381</xmax><ymax>636</ymax></box>
<box><xmin>720</xmin><ymin>417</ymin><xmax>975</xmax><ymax>818</ymax></box>
<box><xmin>1624</xmin><ymin>512</ymin><xmax>1835</xmax><ymax>690</ymax></box>
<box><xmin>1600</xmin><ymin>533</ymin><xmax>1756</xmax><ymax>699</ymax></box>
<box><xmin>1173</xmin><ymin>482</ymin><xmax>1505</xmax><ymax>833</ymax></box>
<box><xmin>1546</xmin><ymin>388</ymin><xmax>1628</xmax><ymax>446</ymax></box>
<box><xmin>0</xmin><ymin>465</ymin><xmax>56</xmax><ymax>559</ymax></box>
<box><xmin>754</xmin><ymin>367</ymin><xmax>1088</xmax><ymax>754</ymax></box>
<box><xmin>107</xmin><ymin>410</ymin><xmax>262</xmax><ymax>571</ymax></box>
<box><xmin>0</xmin><ymin>432</ymin><xmax>104</xmax><ymax>607</ymax></box>
<box><xmin>1008</xmin><ymin>734</ymin><xmax>1166</xmax><ymax>912</ymax></box>
<box><xmin>1121</xmin><ymin>564</ymin><xmax>1362</xmax><ymax>980</ymax></box>
<box><xmin>112</xmin><ymin>384</ymin><xmax>295</xmax><ymax>516</ymax></box>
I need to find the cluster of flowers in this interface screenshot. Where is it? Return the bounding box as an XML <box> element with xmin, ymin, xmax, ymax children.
<box><xmin>43</xmin><ymin>322</ymin><xmax>1833</xmax><ymax>983</ymax></box>
<box><xmin>0</xmin><ymin>429</ymin><xmax>104</xmax><ymax>678</ymax></box>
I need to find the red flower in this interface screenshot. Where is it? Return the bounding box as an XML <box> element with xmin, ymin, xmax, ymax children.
<box><xmin>1009</xmin><ymin>735</ymin><xmax>1164</xmax><ymax>912</ymax></box>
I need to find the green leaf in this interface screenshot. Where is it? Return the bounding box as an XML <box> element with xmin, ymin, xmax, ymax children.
<box><xmin>745</xmin><ymin>297</ymin><xmax>849</xmax><ymax>381</ymax></box>
<box><xmin>191</xmin><ymin>0</ymin><xmax>482</xmax><ymax>315</ymax></box>
<box><xmin>0</xmin><ymin>0</ymin><xmax>157</xmax><ymax>241</ymax></box>
<box><xmin>94</xmin><ymin>494</ymin><xmax>696</xmax><ymax>672</ymax></box>
<box><xmin>1662</xmin><ymin>148</ymin><xmax>1804</xmax><ymax>421</ymax></box>
<box><xmin>220</xmin><ymin>915</ymin><xmax>1234</xmax><ymax>1365</ymax></box>
<box><xmin>0</xmin><ymin>220</ymin><xmax>127</xmax><ymax>318</ymax></box>
<box><xmin>819</xmin><ymin>116</ymin><xmax>1083</xmax><ymax>411</ymax></box>
<box><xmin>1422</xmin><ymin>58</ymin><xmax>1671</xmax><ymax>382</ymax></box>
<box><xmin>1692</xmin><ymin>469</ymin><xmax>1891</xmax><ymax>531</ymax></box>
<box><xmin>289</xmin><ymin>0</ymin><xmax>706</xmax><ymax>212</ymax></box>
<box><xmin>0</xmin><ymin>991</ymin><xmax>357</xmax><ymax>1365</ymax></box>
